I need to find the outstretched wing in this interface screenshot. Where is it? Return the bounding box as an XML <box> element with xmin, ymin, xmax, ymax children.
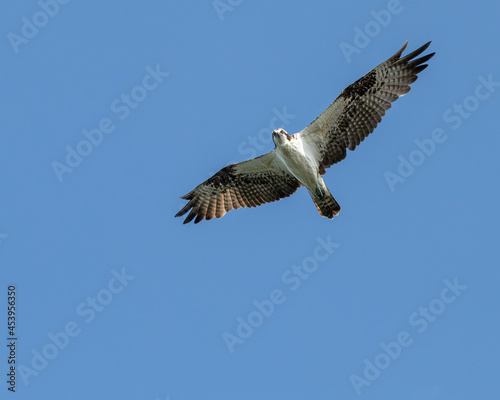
<box><xmin>175</xmin><ymin>151</ymin><xmax>300</xmax><ymax>224</ymax></box>
<box><xmin>297</xmin><ymin>41</ymin><xmax>435</xmax><ymax>174</ymax></box>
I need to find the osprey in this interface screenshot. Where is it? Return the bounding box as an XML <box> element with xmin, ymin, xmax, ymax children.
<box><xmin>176</xmin><ymin>42</ymin><xmax>434</xmax><ymax>224</ymax></box>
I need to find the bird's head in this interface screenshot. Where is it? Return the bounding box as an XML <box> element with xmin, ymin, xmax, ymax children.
<box><xmin>272</xmin><ymin>128</ymin><xmax>289</xmax><ymax>146</ymax></box>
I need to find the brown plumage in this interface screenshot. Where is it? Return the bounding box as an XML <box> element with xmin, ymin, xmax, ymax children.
<box><xmin>176</xmin><ymin>153</ymin><xmax>301</xmax><ymax>224</ymax></box>
<box><xmin>301</xmin><ymin>41</ymin><xmax>435</xmax><ymax>175</ymax></box>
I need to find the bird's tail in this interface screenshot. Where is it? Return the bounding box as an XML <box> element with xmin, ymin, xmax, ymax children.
<box><xmin>310</xmin><ymin>183</ymin><xmax>340</xmax><ymax>219</ymax></box>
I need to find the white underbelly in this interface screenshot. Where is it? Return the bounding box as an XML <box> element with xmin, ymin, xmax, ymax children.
<box><xmin>277</xmin><ymin>143</ymin><xmax>319</xmax><ymax>189</ymax></box>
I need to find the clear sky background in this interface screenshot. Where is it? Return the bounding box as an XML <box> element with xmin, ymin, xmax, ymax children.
<box><xmin>1</xmin><ymin>1</ymin><xmax>499</xmax><ymax>399</ymax></box>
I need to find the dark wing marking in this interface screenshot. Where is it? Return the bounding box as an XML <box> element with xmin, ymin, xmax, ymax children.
<box><xmin>297</xmin><ymin>41</ymin><xmax>435</xmax><ymax>174</ymax></box>
<box><xmin>175</xmin><ymin>151</ymin><xmax>300</xmax><ymax>224</ymax></box>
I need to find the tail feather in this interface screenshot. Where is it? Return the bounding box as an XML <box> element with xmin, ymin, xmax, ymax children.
<box><xmin>311</xmin><ymin>185</ymin><xmax>340</xmax><ymax>219</ymax></box>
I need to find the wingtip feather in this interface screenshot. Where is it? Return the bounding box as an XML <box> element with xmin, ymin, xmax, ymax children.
<box><xmin>392</xmin><ymin>41</ymin><xmax>409</xmax><ymax>59</ymax></box>
<box><xmin>398</xmin><ymin>41</ymin><xmax>433</xmax><ymax>64</ymax></box>
<box><xmin>183</xmin><ymin>208</ymin><xmax>198</xmax><ymax>224</ymax></box>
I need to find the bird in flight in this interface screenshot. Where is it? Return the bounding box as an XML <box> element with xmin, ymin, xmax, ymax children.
<box><xmin>176</xmin><ymin>41</ymin><xmax>434</xmax><ymax>224</ymax></box>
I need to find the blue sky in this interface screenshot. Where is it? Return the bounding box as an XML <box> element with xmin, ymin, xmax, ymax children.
<box><xmin>1</xmin><ymin>0</ymin><xmax>500</xmax><ymax>399</ymax></box>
